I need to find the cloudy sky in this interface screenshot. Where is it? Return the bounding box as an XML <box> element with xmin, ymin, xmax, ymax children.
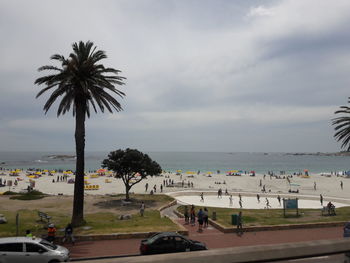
<box><xmin>1</xmin><ymin>0</ymin><xmax>350</xmax><ymax>152</ymax></box>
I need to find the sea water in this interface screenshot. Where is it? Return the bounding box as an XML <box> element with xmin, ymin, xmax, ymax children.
<box><xmin>0</xmin><ymin>151</ymin><xmax>349</xmax><ymax>174</ymax></box>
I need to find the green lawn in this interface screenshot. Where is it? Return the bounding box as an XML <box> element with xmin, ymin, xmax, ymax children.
<box><xmin>177</xmin><ymin>206</ymin><xmax>350</xmax><ymax>227</ymax></box>
<box><xmin>0</xmin><ymin>194</ymin><xmax>179</xmax><ymax>237</ymax></box>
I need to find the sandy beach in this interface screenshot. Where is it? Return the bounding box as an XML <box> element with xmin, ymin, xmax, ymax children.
<box><xmin>1</xmin><ymin>170</ymin><xmax>349</xmax><ymax>209</ymax></box>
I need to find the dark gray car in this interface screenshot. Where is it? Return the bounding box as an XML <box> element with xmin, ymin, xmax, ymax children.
<box><xmin>140</xmin><ymin>232</ymin><xmax>207</xmax><ymax>255</ymax></box>
<box><xmin>0</xmin><ymin>237</ymin><xmax>70</xmax><ymax>263</ymax></box>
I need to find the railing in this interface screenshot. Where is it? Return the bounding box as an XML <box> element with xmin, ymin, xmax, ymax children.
<box><xmin>74</xmin><ymin>238</ymin><xmax>350</xmax><ymax>263</ymax></box>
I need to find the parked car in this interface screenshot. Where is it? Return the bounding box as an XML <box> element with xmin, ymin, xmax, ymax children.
<box><xmin>0</xmin><ymin>237</ymin><xmax>70</xmax><ymax>263</ymax></box>
<box><xmin>140</xmin><ymin>232</ymin><xmax>207</xmax><ymax>255</ymax></box>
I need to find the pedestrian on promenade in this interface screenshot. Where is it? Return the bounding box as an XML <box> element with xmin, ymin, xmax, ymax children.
<box><xmin>140</xmin><ymin>201</ymin><xmax>145</xmax><ymax>217</ymax></box>
<box><xmin>184</xmin><ymin>206</ymin><xmax>189</xmax><ymax>225</ymax></box>
<box><xmin>145</xmin><ymin>183</ymin><xmax>148</xmax><ymax>192</ymax></box>
<box><xmin>314</xmin><ymin>182</ymin><xmax>316</xmax><ymax>191</ymax></box>
<box><xmin>160</xmin><ymin>184</ymin><xmax>163</xmax><ymax>193</ymax></box>
<box><xmin>200</xmin><ymin>192</ymin><xmax>204</xmax><ymax>202</ymax></box>
<box><xmin>203</xmin><ymin>207</ymin><xmax>209</xmax><ymax>228</ymax></box>
<box><xmin>26</xmin><ymin>229</ymin><xmax>32</xmax><ymax>238</ymax></box>
<box><xmin>265</xmin><ymin>198</ymin><xmax>271</xmax><ymax>209</ymax></box>
<box><xmin>341</xmin><ymin>181</ymin><xmax>344</xmax><ymax>190</ymax></box>
<box><xmin>239</xmin><ymin>193</ymin><xmax>242</xmax><ymax>202</ymax></box>
<box><xmin>239</xmin><ymin>199</ymin><xmax>243</xmax><ymax>208</ymax></box>
<box><xmin>277</xmin><ymin>195</ymin><xmax>281</xmax><ymax>206</ymax></box>
<box><xmin>236</xmin><ymin>211</ymin><xmax>243</xmax><ymax>236</ymax></box>
<box><xmin>229</xmin><ymin>195</ymin><xmax>233</xmax><ymax>206</ymax></box>
<box><xmin>63</xmin><ymin>223</ymin><xmax>75</xmax><ymax>245</ymax></box>
<box><xmin>47</xmin><ymin>224</ymin><xmax>56</xmax><ymax>243</ymax></box>
<box><xmin>320</xmin><ymin>194</ymin><xmax>323</xmax><ymax>206</ymax></box>
<box><xmin>190</xmin><ymin>205</ymin><xmax>196</xmax><ymax>226</ymax></box>
<box><xmin>257</xmin><ymin>194</ymin><xmax>260</xmax><ymax>203</ymax></box>
<box><xmin>197</xmin><ymin>208</ymin><xmax>204</xmax><ymax>232</ymax></box>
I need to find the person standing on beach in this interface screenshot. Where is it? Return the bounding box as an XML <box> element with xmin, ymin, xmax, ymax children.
<box><xmin>320</xmin><ymin>194</ymin><xmax>323</xmax><ymax>206</ymax></box>
<box><xmin>236</xmin><ymin>211</ymin><xmax>243</xmax><ymax>236</ymax></box>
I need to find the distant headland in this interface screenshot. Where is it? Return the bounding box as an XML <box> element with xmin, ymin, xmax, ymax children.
<box><xmin>285</xmin><ymin>152</ymin><xmax>350</xmax><ymax>156</ymax></box>
<box><xmin>47</xmin><ymin>155</ymin><xmax>76</xmax><ymax>159</ymax></box>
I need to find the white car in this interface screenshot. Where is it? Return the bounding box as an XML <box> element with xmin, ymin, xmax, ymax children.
<box><xmin>0</xmin><ymin>237</ymin><xmax>70</xmax><ymax>263</ymax></box>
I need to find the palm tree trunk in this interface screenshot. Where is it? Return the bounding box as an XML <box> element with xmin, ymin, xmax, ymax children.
<box><xmin>71</xmin><ymin>99</ymin><xmax>86</xmax><ymax>226</ymax></box>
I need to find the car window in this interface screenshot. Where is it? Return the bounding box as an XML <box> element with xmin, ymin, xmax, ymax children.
<box><xmin>26</xmin><ymin>243</ymin><xmax>47</xmax><ymax>253</ymax></box>
<box><xmin>0</xmin><ymin>243</ymin><xmax>23</xmax><ymax>252</ymax></box>
<box><xmin>39</xmin><ymin>240</ymin><xmax>57</xmax><ymax>250</ymax></box>
<box><xmin>174</xmin><ymin>237</ymin><xmax>187</xmax><ymax>243</ymax></box>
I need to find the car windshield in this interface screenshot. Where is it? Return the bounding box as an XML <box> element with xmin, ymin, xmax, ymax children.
<box><xmin>39</xmin><ymin>240</ymin><xmax>57</xmax><ymax>250</ymax></box>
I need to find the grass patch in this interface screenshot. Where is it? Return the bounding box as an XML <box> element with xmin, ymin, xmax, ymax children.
<box><xmin>0</xmin><ymin>194</ymin><xmax>179</xmax><ymax>237</ymax></box>
<box><xmin>10</xmin><ymin>190</ymin><xmax>47</xmax><ymax>200</ymax></box>
<box><xmin>177</xmin><ymin>206</ymin><xmax>350</xmax><ymax>227</ymax></box>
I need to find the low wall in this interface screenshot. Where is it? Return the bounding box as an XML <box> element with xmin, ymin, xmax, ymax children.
<box><xmin>73</xmin><ymin>238</ymin><xmax>350</xmax><ymax>263</ymax></box>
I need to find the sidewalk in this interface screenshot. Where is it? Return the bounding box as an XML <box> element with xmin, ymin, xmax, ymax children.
<box><xmin>67</xmin><ymin>219</ymin><xmax>344</xmax><ymax>259</ymax></box>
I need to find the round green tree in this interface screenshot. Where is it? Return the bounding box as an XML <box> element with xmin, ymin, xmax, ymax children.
<box><xmin>102</xmin><ymin>148</ymin><xmax>162</xmax><ymax>201</ymax></box>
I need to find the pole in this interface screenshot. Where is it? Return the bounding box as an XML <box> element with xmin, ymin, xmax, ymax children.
<box><xmin>16</xmin><ymin>213</ymin><xmax>19</xmax><ymax>237</ymax></box>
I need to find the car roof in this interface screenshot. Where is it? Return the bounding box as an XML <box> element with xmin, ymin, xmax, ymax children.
<box><xmin>151</xmin><ymin>232</ymin><xmax>184</xmax><ymax>238</ymax></box>
<box><xmin>0</xmin><ymin>237</ymin><xmax>42</xmax><ymax>244</ymax></box>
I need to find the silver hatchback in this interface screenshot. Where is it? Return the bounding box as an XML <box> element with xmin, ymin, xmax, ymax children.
<box><xmin>0</xmin><ymin>237</ymin><xmax>70</xmax><ymax>263</ymax></box>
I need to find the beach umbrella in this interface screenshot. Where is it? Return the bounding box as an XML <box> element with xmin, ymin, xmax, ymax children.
<box><xmin>207</xmin><ymin>172</ymin><xmax>212</xmax><ymax>174</ymax></box>
<box><xmin>176</xmin><ymin>170</ymin><xmax>182</xmax><ymax>173</ymax></box>
<box><xmin>186</xmin><ymin>171</ymin><xmax>196</xmax><ymax>174</ymax></box>
<box><xmin>35</xmin><ymin>172</ymin><xmax>42</xmax><ymax>175</ymax></box>
<box><xmin>97</xmin><ymin>169</ymin><xmax>106</xmax><ymax>173</ymax></box>
<box><xmin>50</xmin><ymin>170</ymin><xmax>56</xmax><ymax>174</ymax></box>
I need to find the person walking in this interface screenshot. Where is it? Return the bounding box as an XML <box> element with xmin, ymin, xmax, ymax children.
<box><xmin>257</xmin><ymin>194</ymin><xmax>260</xmax><ymax>203</ymax></box>
<box><xmin>200</xmin><ymin>192</ymin><xmax>204</xmax><ymax>202</ymax></box>
<box><xmin>236</xmin><ymin>211</ymin><xmax>243</xmax><ymax>236</ymax></box>
<box><xmin>265</xmin><ymin>198</ymin><xmax>271</xmax><ymax>209</ymax></box>
<box><xmin>197</xmin><ymin>208</ymin><xmax>204</xmax><ymax>232</ymax></box>
<box><xmin>277</xmin><ymin>195</ymin><xmax>281</xmax><ymax>206</ymax></box>
<box><xmin>145</xmin><ymin>183</ymin><xmax>148</xmax><ymax>192</ymax></box>
<box><xmin>140</xmin><ymin>201</ymin><xmax>145</xmax><ymax>217</ymax></box>
<box><xmin>314</xmin><ymin>182</ymin><xmax>317</xmax><ymax>191</ymax></box>
<box><xmin>341</xmin><ymin>181</ymin><xmax>344</xmax><ymax>190</ymax></box>
<box><xmin>63</xmin><ymin>223</ymin><xmax>75</xmax><ymax>245</ymax></box>
<box><xmin>239</xmin><ymin>199</ymin><xmax>243</xmax><ymax>208</ymax></box>
<box><xmin>229</xmin><ymin>195</ymin><xmax>233</xmax><ymax>206</ymax></box>
<box><xmin>320</xmin><ymin>194</ymin><xmax>323</xmax><ymax>206</ymax></box>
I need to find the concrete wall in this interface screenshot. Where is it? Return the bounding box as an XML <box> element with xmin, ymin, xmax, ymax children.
<box><xmin>73</xmin><ymin>238</ymin><xmax>350</xmax><ymax>263</ymax></box>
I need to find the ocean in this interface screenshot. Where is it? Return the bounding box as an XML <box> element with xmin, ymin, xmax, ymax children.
<box><xmin>0</xmin><ymin>151</ymin><xmax>349</xmax><ymax>174</ymax></box>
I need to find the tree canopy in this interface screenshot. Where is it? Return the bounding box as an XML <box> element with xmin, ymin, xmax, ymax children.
<box><xmin>102</xmin><ymin>148</ymin><xmax>162</xmax><ymax>200</ymax></box>
<box><xmin>332</xmin><ymin>97</ymin><xmax>350</xmax><ymax>151</ymax></box>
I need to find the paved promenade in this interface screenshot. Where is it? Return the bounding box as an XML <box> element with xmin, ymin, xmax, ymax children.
<box><xmin>67</xmin><ymin>220</ymin><xmax>344</xmax><ymax>259</ymax></box>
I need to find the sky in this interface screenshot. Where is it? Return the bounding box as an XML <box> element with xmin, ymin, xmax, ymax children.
<box><xmin>1</xmin><ymin>0</ymin><xmax>350</xmax><ymax>153</ymax></box>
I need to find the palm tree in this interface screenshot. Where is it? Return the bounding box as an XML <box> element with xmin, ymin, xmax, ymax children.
<box><xmin>35</xmin><ymin>41</ymin><xmax>126</xmax><ymax>226</ymax></box>
<box><xmin>332</xmin><ymin>97</ymin><xmax>350</xmax><ymax>151</ymax></box>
